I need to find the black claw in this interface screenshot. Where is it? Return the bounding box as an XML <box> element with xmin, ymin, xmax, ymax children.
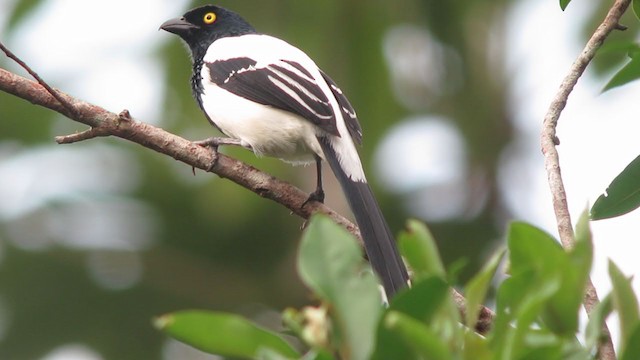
<box><xmin>301</xmin><ymin>189</ymin><xmax>325</xmax><ymax>208</ymax></box>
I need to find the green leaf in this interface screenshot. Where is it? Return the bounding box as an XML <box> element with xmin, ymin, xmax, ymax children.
<box><xmin>602</xmin><ymin>53</ymin><xmax>640</xmax><ymax>92</ymax></box>
<box><xmin>384</xmin><ymin>311</ymin><xmax>453</xmax><ymax>360</ymax></box>
<box><xmin>154</xmin><ymin>310</ymin><xmax>298</xmax><ymax>359</ymax></box>
<box><xmin>541</xmin><ymin>210</ymin><xmax>593</xmax><ymax>335</ymax></box>
<box><xmin>609</xmin><ymin>260</ymin><xmax>640</xmax><ymax>352</ymax></box>
<box><xmin>633</xmin><ymin>0</ymin><xmax>640</xmax><ymax>22</ymax></box>
<box><xmin>560</xmin><ymin>0</ymin><xmax>571</xmax><ymax>11</ymax></box>
<box><xmin>620</xmin><ymin>323</ymin><xmax>640</xmax><ymax>360</ymax></box>
<box><xmin>398</xmin><ymin>219</ymin><xmax>445</xmax><ymax>279</ymax></box>
<box><xmin>492</xmin><ymin>270</ymin><xmax>561</xmax><ymax>359</ymax></box>
<box><xmin>300</xmin><ymin>350</ymin><xmax>336</xmax><ymax>360</ymax></box>
<box><xmin>571</xmin><ymin>211</ymin><xmax>594</xmax><ymax>290</ymax></box>
<box><xmin>298</xmin><ymin>215</ymin><xmax>382</xmax><ymax>360</ymax></box>
<box><xmin>491</xmin><ymin>221</ymin><xmax>592</xmax><ymax>357</ymax></box>
<box><xmin>464</xmin><ymin>247</ymin><xmax>506</xmax><ymax>328</ymax></box>
<box><xmin>585</xmin><ymin>294</ymin><xmax>613</xmax><ymax>352</ymax></box>
<box><xmin>372</xmin><ymin>277</ymin><xmax>450</xmax><ymax>360</ymax></box>
<box><xmin>463</xmin><ymin>330</ymin><xmax>492</xmax><ymax>360</ymax></box>
<box><xmin>508</xmin><ymin>222</ymin><xmax>564</xmax><ymax>278</ymax></box>
<box><xmin>591</xmin><ymin>154</ymin><xmax>640</xmax><ymax>220</ymax></box>
<box><xmin>506</xmin><ymin>221</ymin><xmax>592</xmax><ymax>335</ymax></box>
<box><xmin>257</xmin><ymin>348</ymin><xmax>292</xmax><ymax>360</ymax></box>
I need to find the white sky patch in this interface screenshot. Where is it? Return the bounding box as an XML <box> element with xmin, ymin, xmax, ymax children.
<box><xmin>375</xmin><ymin>116</ymin><xmax>465</xmax><ymax>193</ymax></box>
<box><xmin>40</xmin><ymin>344</ymin><xmax>103</xmax><ymax>360</ymax></box>
<box><xmin>7</xmin><ymin>0</ymin><xmax>189</xmax><ymax>122</ymax></box>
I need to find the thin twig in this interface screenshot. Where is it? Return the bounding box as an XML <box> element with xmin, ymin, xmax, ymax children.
<box><xmin>0</xmin><ymin>41</ymin><xmax>78</xmax><ymax>116</ymax></box>
<box><xmin>55</xmin><ymin>127</ymin><xmax>109</xmax><ymax>144</ymax></box>
<box><xmin>541</xmin><ymin>0</ymin><xmax>631</xmax><ymax>358</ymax></box>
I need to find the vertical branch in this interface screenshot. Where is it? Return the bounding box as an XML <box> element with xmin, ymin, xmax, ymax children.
<box><xmin>541</xmin><ymin>0</ymin><xmax>631</xmax><ymax>359</ymax></box>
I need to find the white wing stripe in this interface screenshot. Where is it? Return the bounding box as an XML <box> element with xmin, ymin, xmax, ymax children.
<box><xmin>267</xmin><ymin>66</ymin><xmax>326</xmax><ymax>104</ymax></box>
<box><xmin>267</xmin><ymin>75</ymin><xmax>333</xmax><ymax>120</ymax></box>
<box><xmin>277</xmin><ymin>61</ymin><xmax>317</xmax><ymax>84</ymax></box>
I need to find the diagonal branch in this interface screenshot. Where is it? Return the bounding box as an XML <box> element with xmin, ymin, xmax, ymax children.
<box><xmin>0</xmin><ymin>66</ymin><xmax>358</xmax><ymax>233</ymax></box>
<box><xmin>541</xmin><ymin>0</ymin><xmax>631</xmax><ymax>358</ymax></box>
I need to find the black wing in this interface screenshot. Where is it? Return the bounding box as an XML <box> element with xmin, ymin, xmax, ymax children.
<box><xmin>207</xmin><ymin>57</ymin><xmax>340</xmax><ymax>137</ymax></box>
<box><xmin>319</xmin><ymin>70</ymin><xmax>362</xmax><ymax>145</ymax></box>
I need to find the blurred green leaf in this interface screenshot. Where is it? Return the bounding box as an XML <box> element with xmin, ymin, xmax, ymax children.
<box><xmin>154</xmin><ymin>310</ymin><xmax>298</xmax><ymax>358</ymax></box>
<box><xmin>300</xmin><ymin>350</ymin><xmax>335</xmax><ymax>360</ymax></box>
<box><xmin>397</xmin><ymin>220</ymin><xmax>464</xmax><ymax>352</ymax></box>
<box><xmin>384</xmin><ymin>311</ymin><xmax>453</xmax><ymax>360</ymax></box>
<box><xmin>398</xmin><ymin>219</ymin><xmax>445</xmax><ymax>279</ymax></box>
<box><xmin>620</xmin><ymin>324</ymin><xmax>640</xmax><ymax>360</ymax></box>
<box><xmin>6</xmin><ymin>0</ymin><xmax>44</xmax><ymax>31</ymax></box>
<box><xmin>298</xmin><ymin>215</ymin><xmax>382</xmax><ymax>360</ymax></box>
<box><xmin>602</xmin><ymin>53</ymin><xmax>640</xmax><ymax>92</ymax></box>
<box><xmin>372</xmin><ymin>277</ymin><xmax>449</xmax><ymax>360</ymax></box>
<box><xmin>591</xmin><ymin>154</ymin><xmax>640</xmax><ymax>220</ymax></box>
<box><xmin>388</xmin><ymin>276</ymin><xmax>449</xmax><ymax>320</ymax></box>
<box><xmin>464</xmin><ymin>247</ymin><xmax>505</xmax><ymax>328</ymax></box>
<box><xmin>571</xmin><ymin>211</ymin><xmax>594</xmax><ymax>290</ymax></box>
<box><xmin>463</xmin><ymin>330</ymin><xmax>492</xmax><ymax>360</ymax></box>
<box><xmin>492</xmin><ymin>269</ymin><xmax>561</xmax><ymax>359</ymax></box>
<box><xmin>542</xmin><ymin>210</ymin><xmax>593</xmax><ymax>335</ymax></box>
<box><xmin>598</xmin><ymin>40</ymin><xmax>640</xmax><ymax>57</ymax></box>
<box><xmin>507</xmin><ymin>221</ymin><xmax>589</xmax><ymax>335</ymax></box>
<box><xmin>585</xmin><ymin>294</ymin><xmax>613</xmax><ymax>352</ymax></box>
<box><xmin>508</xmin><ymin>222</ymin><xmax>564</xmax><ymax>277</ymax></box>
<box><xmin>257</xmin><ymin>348</ymin><xmax>292</xmax><ymax>360</ymax></box>
<box><xmin>633</xmin><ymin>0</ymin><xmax>640</xmax><ymax>22</ymax></box>
<box><xmin>492</xmin><ymin>221</ymin><xmax>592</xmax><ymax>357</ymax></box>
<box><xmin>560</xmin><ymin>0</ymin><xmax>572</xmax><ymax>11</ymax></box>
<box><xmin>609</xmin><ymin>260</ymin><xmax>640</xmax><ymax>352</ymax></box>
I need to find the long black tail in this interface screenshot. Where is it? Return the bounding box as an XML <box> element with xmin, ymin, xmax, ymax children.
<box><xmin>318</xmin><ymin>137</ymin><xmax>409</xmax><ymax>298</ymax></box>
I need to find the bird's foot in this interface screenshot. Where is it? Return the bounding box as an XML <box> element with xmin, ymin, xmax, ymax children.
<box><xmin>301</xmin><ymin>188</ymin><xmax>325</xmax><ymax>208</ymax></box>
<box><xmin>194</xmin><ymin>137</ymin><xmax>248</xmax><ymax>149</ymax></box>
<box><xmin>193</xmin><ymin>137</ymin><xmax>252</xmax><ymax>172</ymax></box>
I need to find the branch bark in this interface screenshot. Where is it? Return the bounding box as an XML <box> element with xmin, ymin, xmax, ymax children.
<box><xmin>541</xmin><ymin>0</ymin><xmax>631</xmax><ymax>358</ymax></box>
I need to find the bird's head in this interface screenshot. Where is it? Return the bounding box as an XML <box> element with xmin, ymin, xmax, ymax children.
<box><xmin>160</xmin><ymin>5</ymin><xmax>256</xmax><ymax>60</ymax></box>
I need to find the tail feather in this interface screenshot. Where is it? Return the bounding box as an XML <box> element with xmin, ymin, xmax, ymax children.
<box><xmin>318</xmin><ymin>137</ymin><xmax>409</xmax><ymax>298</ymax></box>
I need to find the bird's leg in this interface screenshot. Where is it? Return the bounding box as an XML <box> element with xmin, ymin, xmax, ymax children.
<box><xmin>302</xmin><ymin>155</ymin><xmax>325</xmax><ymax>207</ymax></box>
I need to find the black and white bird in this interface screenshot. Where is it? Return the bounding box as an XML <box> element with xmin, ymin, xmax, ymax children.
<box><xmin>161</xmin><ymin>5</ymin><xmax>409</xmax><ymax>298</ymax></box>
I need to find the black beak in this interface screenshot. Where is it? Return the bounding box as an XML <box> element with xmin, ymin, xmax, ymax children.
<box><xmin>160</xmin><ymin>17</ymin><xmax>197</xmax><ymax>35</ymax></box>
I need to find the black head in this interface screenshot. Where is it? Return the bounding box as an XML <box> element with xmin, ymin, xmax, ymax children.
<box><xmin>160</xmin><ymin>5</ymin><xmax>256</xmax><ymax>61</ymax></box>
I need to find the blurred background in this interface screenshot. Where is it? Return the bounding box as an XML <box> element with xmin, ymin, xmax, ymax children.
<box><xmin>1</xmin><ymin>0</ymin><xmax>640</xmax><ymax>358</ymax></box>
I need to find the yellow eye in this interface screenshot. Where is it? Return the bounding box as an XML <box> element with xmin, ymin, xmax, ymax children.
<box><xmin>203</xmin><ymin>12</ymin><xmax>216</xmax><ymax>24</ymax></box>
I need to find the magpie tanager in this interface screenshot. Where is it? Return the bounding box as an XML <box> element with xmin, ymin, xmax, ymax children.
<box><xmin>161</xmin><ymin>5</ymin><xmax>409</xmax><ymax>298</ymax></box>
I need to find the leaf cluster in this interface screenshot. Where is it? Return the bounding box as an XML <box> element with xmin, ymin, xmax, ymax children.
<box><xmin>155</xmin><ymin>213</ymin><xmax>640</xmax><ymax>359</ymax></box>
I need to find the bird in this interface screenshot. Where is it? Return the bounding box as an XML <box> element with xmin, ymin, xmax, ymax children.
<box><xmin>160</xmin><ymin>5</ymin><xmax>409</xmax><ymax>298</ymax></box>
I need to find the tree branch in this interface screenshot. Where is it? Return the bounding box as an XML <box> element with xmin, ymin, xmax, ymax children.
<box><xmin>541</xmin><ymin>0</ymin><xmax>631</xmax><ymax>358</ymax></box>
<box><xmin>0</xmin><ymin>66</ymin><xmax>358</xmax><ymax>230</ymax></box>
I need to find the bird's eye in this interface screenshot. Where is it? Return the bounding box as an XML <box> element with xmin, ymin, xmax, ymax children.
<box><xmin>203</xmin><ymin>12</ymin><xmax>216</xmax><ymax>24</ymax></box>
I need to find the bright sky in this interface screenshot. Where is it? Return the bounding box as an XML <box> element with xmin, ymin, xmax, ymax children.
<box><xmin>2</xmin><ymin>0</ymin><xmax>640</xmax><ymax>357</ymax></box>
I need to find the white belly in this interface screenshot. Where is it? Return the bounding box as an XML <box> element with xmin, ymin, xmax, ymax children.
<box><xmin>200</xmin><ymin>85</ymin><xmax>324</xmax><ymax>165</ymax></box>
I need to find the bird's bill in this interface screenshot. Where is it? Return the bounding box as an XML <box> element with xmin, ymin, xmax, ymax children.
<box><xmin>160</xmin><ymin>17</ymin><xmax>198</xmax><ymax>35</ymax></box>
